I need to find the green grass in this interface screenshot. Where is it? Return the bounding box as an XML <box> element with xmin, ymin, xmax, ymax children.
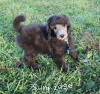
<box><xmin>0</xmin><ymin>0</ymin><xmax>100</xmax><ymax>94</ymax></box>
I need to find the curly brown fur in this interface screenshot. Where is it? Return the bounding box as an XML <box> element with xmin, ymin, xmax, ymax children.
<box><xmin>13</xmin><ymin>14</ymin><xmax>78</xmax><ymax>73</ymax></box>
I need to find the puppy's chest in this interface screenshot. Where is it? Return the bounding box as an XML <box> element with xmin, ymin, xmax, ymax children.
<box><xmin>52</xmin><ymin>41</ymin><xmax>66</xmax><ymax>53</ymax></box>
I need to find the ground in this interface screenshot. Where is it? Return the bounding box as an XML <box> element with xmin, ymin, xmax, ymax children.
<box><xmin>0</xmin><ymin>0</ymin><xmax>100</xmax><ymax>94</ymax></box>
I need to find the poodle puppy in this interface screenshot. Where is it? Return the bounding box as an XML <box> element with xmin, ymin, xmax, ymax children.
<box><xmin>13</xmin><ymin>14</ymin><xmax>78</xmax><ymax>72</ymax></box>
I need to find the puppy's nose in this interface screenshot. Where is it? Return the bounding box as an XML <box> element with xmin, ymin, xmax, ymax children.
<box><xmin>60</xmin><ymin>34</ymin><xmax>64</xmax><ymax>38</ymax></box>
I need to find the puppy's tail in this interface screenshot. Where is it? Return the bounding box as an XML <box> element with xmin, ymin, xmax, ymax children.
<box><xmin>13</xmin><ymin>15</ymin><xmax>26</xmax><ymax>32</ymax></box>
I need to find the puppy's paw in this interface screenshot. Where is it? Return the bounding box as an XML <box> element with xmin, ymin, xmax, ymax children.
<box><xmin>74</xmin><ymin>52</ymin><xmax>78</xmax><ymax>61</ymax></box>
<box><xmin>15</xmin><ymin>61</ymin><xmax>23</xmax><ymax>67</ymax></box>
<box><xmin>61</xmin><ymin>64</ymin><xmax>68</xmax><ymax>73</ymax></box>
<box><xmin>62</xmin><ymin>67</ymin><xmax>67</xmax><ymax>73</ymax></box>
<box><xmin>32</xmin><ymin>63</ymin><xmax>41</xmax><ymax>70</ymax></box>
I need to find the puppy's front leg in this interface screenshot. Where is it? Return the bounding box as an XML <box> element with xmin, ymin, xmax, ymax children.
<box><xmin>24</xmin><ymin>51</ymin><xmax>41</xmax><ymax>70</ymax></box>
<box><xmin>68</xmin><ymin>34</ymin><xmax>78</xmax><ymax>60</ymax></box>
<box><xmin>53</xmin><ymin>56</ymin><xmax>67</xmax><ymax>73</ymax></box>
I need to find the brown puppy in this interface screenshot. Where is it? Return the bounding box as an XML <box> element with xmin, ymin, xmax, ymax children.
<box><xmin>13</xmin><ymin>14</ymin><xmax>78</xmax><ymax>72</ymax></box>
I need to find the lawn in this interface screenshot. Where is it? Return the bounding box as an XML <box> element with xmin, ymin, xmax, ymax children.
<box><xmin>0</xmin><ymin>0</ymin><xmax>100</xmax><ymax>94</ymax></box>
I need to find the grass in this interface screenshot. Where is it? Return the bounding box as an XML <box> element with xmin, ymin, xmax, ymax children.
<box><xmin>0</xmin><ymin>0</ymin><xmax>100</xmax><ymax>94</ymax></box>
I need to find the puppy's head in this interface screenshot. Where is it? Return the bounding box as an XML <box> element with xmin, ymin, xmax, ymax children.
<box><xmin>47</xmin><ymin>14</ymin><xmax>71</xmax><ymax>41</ymax></box>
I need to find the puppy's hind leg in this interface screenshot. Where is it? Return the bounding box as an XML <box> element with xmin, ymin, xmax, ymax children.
<box><xmin>24</xmin><ymin>51</ymin><xmax>41</xmax><ymax>70</ymax></box>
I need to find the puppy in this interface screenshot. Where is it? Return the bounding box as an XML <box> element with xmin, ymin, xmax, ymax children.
<box><xmin>13</xmin><ymin>14</ymin><xmax>78</xmax><ymax>72</ymax></box>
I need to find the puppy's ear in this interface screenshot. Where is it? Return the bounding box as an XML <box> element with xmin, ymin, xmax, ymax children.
<box><xmin>61</xmin><ymin>14</ymin><xmax>71</xmax><ymax>33</ymax></box>
<box><xmin>67</xmin><ymin>23</ymin><xmax>71</xmax><ymax>33</ymax></box>
<box><xmin>43</xmin><ymin>29</ymin><xmax>49</xmax><ymax>40</ymax></box>
<box><xmin>46</xmin><ymin>15</ymin><xmax>54</xmax><ymax>32</ymax></box>
<box><xmin>66</xmin><ymin>18</ymin><xmax>71</xmax><ymax>35</ymax></box>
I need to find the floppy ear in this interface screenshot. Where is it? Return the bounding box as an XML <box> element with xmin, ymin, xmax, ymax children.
<box><xmin>46</xmin><ymin>24</ymin><xmax>56</xmax><ymax>38</ymax></box>
<box><xmin>41</xmin><ymin>25</ymin><xmax>49</xmax><ymax>40</ymax></box>
<box><xmin>61</xmin><ymin>14</ymin><xmax>71</xmax><ymax>33</ymax></box>
<box><xmin>43</xmin><ymin>30</ymin><xmax>48</xmax><ymax>40</ymax></box>
<box><xmin>67</xmin><ymin>23</ymin><xmax>71</xmax><ymax>34</ymax></box>
<box><xmin>65</xmin><ymin>17</ymin><xmax>71</xmax><ymax>35</ymax></box>
<box><xmin>46</xmin><ymin>15</ymin><xmax>55</xmax><ymax>32</ymax></box>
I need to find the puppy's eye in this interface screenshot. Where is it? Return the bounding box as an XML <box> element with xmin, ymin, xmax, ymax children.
<box><xmin>54</xmin><ymin>27</ymin><xmax>56</xmax><ymax>29</ymax></box>
<box><xmin>67</xmin><ymin>25</ymin><xmax>70</xmax><ymax>28</ymax></box>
